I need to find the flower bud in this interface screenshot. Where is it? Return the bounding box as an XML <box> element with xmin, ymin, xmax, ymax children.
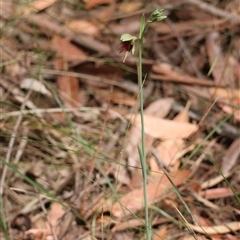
<box><xmin>148</xmin><ymin>9</ymin><xmax>166</xmax><ymax>23</ymax></box>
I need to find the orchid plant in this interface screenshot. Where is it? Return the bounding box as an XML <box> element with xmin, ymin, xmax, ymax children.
<box><xmin>120</xmin><ymin>9</ymin><xmax>167</xmax><ymax>240</ymax></box>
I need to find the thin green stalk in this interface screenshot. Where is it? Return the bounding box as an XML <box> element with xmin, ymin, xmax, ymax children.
<box><xmin>138</xmin><ymin>16</ymin><xmax>146</xmax><ymax>162</ymax></box>
<box><xmin>120</xmin><ymin>10</ymin><xmax>166</xmax><ymax>239</ymax></box>
<box><xmin>0</xmin><ymin>199</ymin><xmax>9</xmax><ymax>240</ymax></box>
<box><xmin>138</xmin><ymin>15</ymin><xmax>151</xmax><ymax>239</ymax></box>
<box><xmin>138</xmin><ymin>144</ymin><xmax>151</xmax><ymax>238</ymax></box>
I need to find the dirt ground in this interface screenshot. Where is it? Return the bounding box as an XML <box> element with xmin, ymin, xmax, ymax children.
<box><xmin>1</xmin><ymin>0</ymin><xmax>240</xmax><ymax>239</ymax></box>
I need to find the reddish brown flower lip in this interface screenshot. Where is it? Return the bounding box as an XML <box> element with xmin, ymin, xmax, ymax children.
<box><xmin>119</xmin><ymin>40</ymin><xmax>133</xmax><ymax>53</ymax></box>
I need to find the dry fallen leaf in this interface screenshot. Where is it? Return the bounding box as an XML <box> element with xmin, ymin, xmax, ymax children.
<box><xmin>125</xmin><ymin>98</ymin><xmax>174</xmax><ymax>187</ymax></box>
<box><xmin>191</xmin><ymin>212</ymin><xmax>223</xmax><ymax>239</ymax></box>
<box><xmin>182</xmin><ymin>236</ymin><xmax>206</xmax><ymax>240</ymax></box>
<box><xmin>206</xmin><ymin>32</ymin><xmax>233</xmax><ymax>85</ymax></box>
<box><xmin>67</xmin><ymin>20</ymin><xmax>99</xmax><ymax>36</ymax></box>
<box><xmin>52</xmin><ymin>35</ymin><xmax>87</xmax><ymax>65</ymax></box>
<box><xmin>155</xmin><ymin>139</ymin><xmax>184</xmax><ymax>168</ymax></box>
<box><xmin>5</xmin><ymin>62</ymin><xmax>26</xmax><ymax>78</ymax></box>
<box><xmin>91</xmin><ymin>3</ymin><xmax>115</xmax><ymax>22</ymax></box>
<box><xmin>200</xmin><ymin>187</ymin><xmax>235</xmax><ymax>199</ymax></box>
<box><xmin>153</xmin><ymin>101</ymin><xmax>191</xmax><ymax>168</ymax></box>
<box><xmin>221</xmin><ymin>138</ymin><xmax>240</xmax><ymax>174</ymax></box>
<box><xmin>84</xmin><ymin>0</ymin><xmax>113</xmax><ymax>9</ymax></box>
<box><xmin>105</xmin><ymin>169</ymin><xmax>190</xmax><ymax>218</ymax></box>
<box><xmin>150</xmin><ymin>18</ymin><xmax>225</xmax><ymax>35</ymax></box>
<box><xmin>126</xmin><ymin>114</ymin><xmax>198</xmax><ymax>139</ymax></box>
<box><xmin>24</xmin><ymin>202</ymin><xmax>66</xmax><ymax>239</ymax></box>
<box><xmin>221</xmin><ymin>104</ymin><xmax>240</xmax><ymax>122</ymax></box>
<box><xmin>144</xmin><ymin>98</ymin><xmax>174</xmax><ymax>117</ymax></box>
<box><xmin>111</xmin><ymin>218</ymin><xmax>146</xmax><ymax>233</ymax></box>
<box><xmin>23</xmin><ymin>0</ymin><xmax>58</xmax><ymax>15</ymax></box>
<box><xmin>47</xmin><ymin>202</ymin><xmax>66</xmax><ymax>233</ymax></box>
<box><xmin>55</xmin><ymin>57</ymin><xmax>81</xmax><ymax>107</ymax></box>
<box><xmin>112</xmin><ymin>163</ymin><xmax>130</xmax><ymax>185</ymax></box>
<box><xmin>151</xmin><ymin>62</ymin><xmax>214</xmax><ymax>86</ymax></box>
<box><xmin>201</xmin><ymin>171</ymin><xmax>232</xmax><ymax>190</ymax></box>
<box><xmin>125</xmin><ymin>98</ymin><xmax>174</xmax><ymax>169</ymax></box>
<box><xmin>20</xmin><ymin>78</ymin><xmax>52</xmax><ymax>97</ymax></box>
<box><xmin>152</xmin><ymin>226</ymin><xmax>168</xmax><ymax>240</ymax></box>
<box><xmin>208</xmin><ymin>88</ymin><xmax>240</xmax><ymax>99</ymax></box>
<box><xmin>225</xmin><ymin>234</ymin><xmax>239</xmax><ymax>240</ymax></box>
<box><xmin>187</xmin><ymin>221</ymin><xmax>240</xmax><ymax>234</ymax></box>
<box><xmin>208</xmin><ymin>87</ymin><xmax>240</xmax><ymax>122</ymax></box>
<box><xmin>118</xmin><ymin>2</ymin><xmax>143</xmax><ymax>13</ymax></box>
<box><xmin>93</xmin><ymin>88</ymin><xmax>137</xmax><ymax>106</ymax></box>
<box><xmin>229</xmin><ymin>56</ymin><xmax>240</xmax><ymax>83</ymax></box>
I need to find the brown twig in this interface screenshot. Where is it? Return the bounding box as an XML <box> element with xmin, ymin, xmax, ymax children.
<box><xmin>184</xmin><ymin>0</ymin><xmax>240</xmax><ymax>24</ymax></box>
<box><xmin>172</xmin><ymin>102</ymin><xmax>240</xmax><ymax>140</ymax></box>
<box><xmin>165</xmin><ymin>18</ymin><xmax>203</xmax><ymax>79</ymax></box>
<box><xmin>155</xmin><ymin>0</ymin><xmax>240</xmax><ymax>24</ymax></box>
<box><xmin>24</xmin><ymin>14</ymin><xmax>111</xmax><ymax>54</ymax></box>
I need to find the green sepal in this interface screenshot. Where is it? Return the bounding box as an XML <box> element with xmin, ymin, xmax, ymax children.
<box><xmin>120</xmin><ymin>33</ymin><xmax>137</xmax><ymax>42</ymax></box>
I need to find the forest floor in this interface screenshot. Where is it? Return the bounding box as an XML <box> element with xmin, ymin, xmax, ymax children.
<box><xmin>1</xmin><ymin>0</ymin><xmax>240</xmax><ymax>239</ymax></box>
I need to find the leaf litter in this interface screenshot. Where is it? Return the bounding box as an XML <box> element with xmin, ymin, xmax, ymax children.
<box><xmin>1</xmin><ymin>0</ymin><xmax>240</xmax><ymax>239</ymax></box>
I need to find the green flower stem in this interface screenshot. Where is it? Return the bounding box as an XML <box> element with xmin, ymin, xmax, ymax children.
<box><xmin>138</xmin><ymin>16</ymin><xmax>151</xmax><ymax>239</ymax></box>
<box><xmin>120</xmin><ymin>10</ymin><xmax>166</xmax><ymax>240</ymax></box>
